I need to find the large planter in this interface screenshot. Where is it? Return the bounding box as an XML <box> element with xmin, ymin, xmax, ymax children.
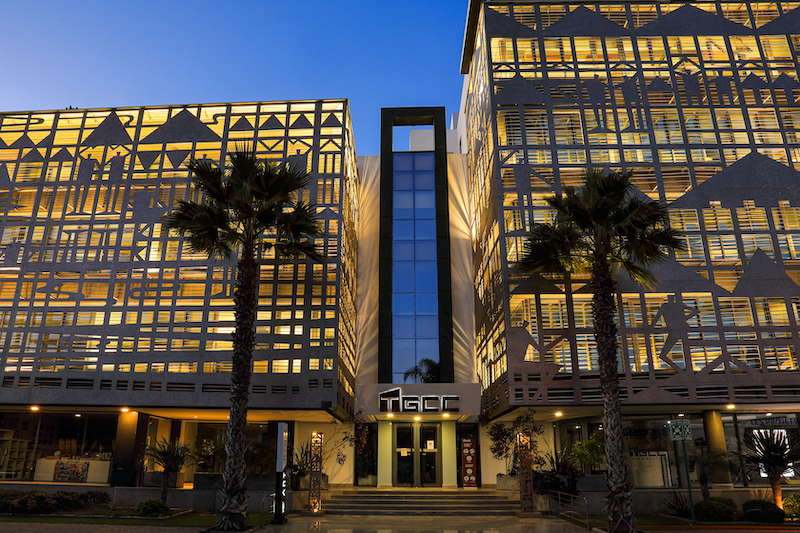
<box><xmin>577</xmin><ymin>474</ymin><xmax>606</xmax><ymax>492</ymax></box>
<box><xmin>192</xmin><ymin>473</ymin><xmax>276</xmax><ymax>490</ymax></box>
<box><xmin>357</xmin><ymin>474</ymin><xmax>378</xmax><ymax>487</ymax></box>
<box><xmin>143</xmin><ymin>471</ymin><xmax>185</xmax><ymax>488</ymax></box>
<box><xmin>299</xmin><ymin>473</ymin><xmax>329</xmax><ymax>490</ymax></box>
<box><xmin>496</xmin><ymin>473</ymin><xmax>520</xmax><ymax>491</ymax></box>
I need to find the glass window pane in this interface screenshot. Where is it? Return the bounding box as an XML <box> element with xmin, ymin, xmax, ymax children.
<box><xmin>394</xmin><ymin>153</ymin><xmax>413</xmax><ymax>171</ymax></box>
<box><xmin>393</xmin><ymin>241</ymin><xmax>415</xmax><ymax>258</ymax></box>
<box><xmin>394</xmin><ymin>220</ymin><xmax>414</xmax><ymax>240</ymax></box>
<box><xmin>415</xmin><ymin>241</ymin><xmax>437</xmax><ymax>260</ymax></box>
<box><xmin>394</xmin><ymin>172</ymin><xmax>413</xmax><ymax>190</ymax></box>
<box><xmin>415</xmin><ymin>220</ymin><xmax>436</xmax><ymax>240</ymax></box>
<box><xmin>415</xmin><ymin>262</ymin><xmax>438</xmax><ymax>292</ymax></box>
<box><xmin>392</xmin><ymin>340</ymin><xmax>416</xmax><ymax>373</ymax></box>
<box><xmin>416</xmin><ymin>339</ymin><xmax>439</xmax><ymax>359</ymax></box>
<box><xmin>415</xmin><ymin>171</ymin><xmax>435</xmax><ymax>189</ymax></box>
<box><xmin>415</xmin><ymin>191</ymin><xmax>436</xmax><ymax>219</ymax></box>
<box><xmin>414</xmin><ymin>152</ymin><xmax>435</xmax><ymax>170</ymax></box>
<box><xmin>415</xmin><ymin>292</ymin><xmax>438</xmax><ymax>315</ymax></box>
<box><xmin>416</xmin><ymin>316</ymin><xmax>439</xmax><ymax>338</ymax></box>
<box><xmin>393</xmin><ymin>293</ymin><xmax>415</xmax><ymax>315</ymax></box>
<box><xmin>393</xmin><ymin>192</ymin><xmax>414</xmax><ymax>219</ymax></box>
<box><xmin>393</xmin><ymin>263</ymin><xmax>414</xmax><ymax>292</ymax></box>
<box><xmin>393</xmin><ymin>316</ymin><xmax>415</xmax><ymax>338</ymax></box>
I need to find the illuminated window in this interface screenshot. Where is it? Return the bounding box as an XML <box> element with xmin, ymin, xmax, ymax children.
<box><xmin>272</xmin><ymin>360</ymin><xmax>289</xmax><ymax>373</ymax></box>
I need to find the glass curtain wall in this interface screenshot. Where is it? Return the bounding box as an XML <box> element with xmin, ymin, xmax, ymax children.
<box><xmin>391</xmin><ymin>152</ymin><xmax>439</xmax><ymax>382</ymax></box>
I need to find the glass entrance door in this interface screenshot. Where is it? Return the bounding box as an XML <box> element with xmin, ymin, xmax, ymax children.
<box><xmin>392</xmin><ymin>422</ymin><xmax>441</xmax><ymax>487</ymax></box>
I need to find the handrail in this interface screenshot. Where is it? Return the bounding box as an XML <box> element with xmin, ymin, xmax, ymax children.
<box><xmin>549</xmin><ymin>490</ymin><xmax>590</xmax><ymax>530</ymax></box>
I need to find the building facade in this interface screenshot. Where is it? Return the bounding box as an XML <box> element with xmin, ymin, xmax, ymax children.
<box><xmin>462</xmin><ymin>0</ymin><xmax>800</xmax><ymax>488</ymax></box>
<box><xmin>0</xmin><ymin>101</ymin><xmax>359</xmax><ymax>485</ymax></box>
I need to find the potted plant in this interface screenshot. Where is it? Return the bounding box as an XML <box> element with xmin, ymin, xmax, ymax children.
<box><xmin>193</xmin><ymin>430</ymin><xmax>225</xmax><ymax>489</ymax></box>
<box><xmin>142</xmin><ymin>437</ymin><xmax>196</xmax><ymax>502</ymax></box>
<box><xmin>485</xmin><ymin>413</ymin><xmax>544</xmax><ymax>491</ymax></box>
<box><xmin>572</xmin><ymin>429</ymin><xmax>607</xmax><ymax>491</ymax></box>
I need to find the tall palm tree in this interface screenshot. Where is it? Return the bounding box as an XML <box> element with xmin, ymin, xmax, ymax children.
<box><xmin>166</xmin><ymin>149</ymin><xmax>322</xmax><ymax>531</ymax></box>
<box><xmin>517</xmin><ymin>168</ymin><xmax>682</xmax><ymax>533</ymax></box>
<box><xmin>738</xmin><ymin>428</ymin><xmax>800</xmax><ymax>509</ymax></box>
<box><xmin>403</xmin><ymin>357</ymin><xmax>440</xmax><ymax>383</ymax></box>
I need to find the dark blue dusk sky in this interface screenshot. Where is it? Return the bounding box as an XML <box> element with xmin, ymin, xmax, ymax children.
<box><xmin>0</xmin><ymin>0</ymin><xmax>468</xmax><ymax>156</ymax></box>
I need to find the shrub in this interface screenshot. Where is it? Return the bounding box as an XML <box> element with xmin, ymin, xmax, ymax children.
<box><xmin>10</xmin><ymin>491</ymin><xmax>59</xmax><ymax>514</ymax></box>
<box><xmin>664</xmin><ymin>490</ymin><xmax>691</xmax><ymax>518</ymax></box>
<box><xmin>78</xmin><ymin>490</ymin><xmax>111</xmax><ymax>508</ymax></box>
<box><xmin>695</xmin><ymin>498</ymin><xmax>735</xmax><ymax>522</ymax></box>
<box><xmin>51</xmin><ymin>491</ymin><xmax>81</xmax><ymax>512</ymax></box>
<box><xmin>135</xmin><ymin>498</ymin><xmax>171</xmax><ymax>517</ymax></box>
<box><xmin>0</xmin><ymin>490</ymin><xmax>28</xmax><ymax>513</ymax></box>
<box><xmin>743</xmin><ymin>499</ymin><xmax>785</xmax><ymax>524</ymax></box>
<box><xmin>709</xmin><ymin>496</ymin><xmax>736</xmax><ymax>512</ymax></box>
<box><xmin>784</xmin><ymin>494</ymin><xmax>800</xmax><ymax>518</ymax></box>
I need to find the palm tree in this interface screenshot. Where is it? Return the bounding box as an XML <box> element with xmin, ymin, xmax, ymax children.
<box><xmin>143</xmin><ymin>437</ymin><xmax>195</xmax><ymax>503</ymax></box>
<box><xmin>692</xmin><ymin>446</ymin><xmax>730</xmax><ymax>501</ymax></box>
<box><xmin>517</xmin><ymin>168</ymin><xmax>682</xmax><ymax>533</ymax></box>
<box><xmin>166</xmin><ymin>149</ymin><xmax>322</xmax><ymax>531</ymax></box>
<box><xmin>403</xmin><ymin>357</ymin><xmax>440</xmax><ymax>383</ymax></box>
<box><xmin>738</xmin><ymin>428</ymin><xmax>800</xmax><ymax>509</ymax></box>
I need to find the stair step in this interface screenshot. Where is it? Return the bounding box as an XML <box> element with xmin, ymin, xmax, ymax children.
<box><xmin>321</xmin><ymin>490</ymin><xmax>519</xmax><ymax>516</ymax></box>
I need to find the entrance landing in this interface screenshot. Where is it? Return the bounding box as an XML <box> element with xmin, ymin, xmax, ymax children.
<box><xmin>324</xmin><ymin>488</ymin><xmax>519</xmax><ymax>515</ymax></box>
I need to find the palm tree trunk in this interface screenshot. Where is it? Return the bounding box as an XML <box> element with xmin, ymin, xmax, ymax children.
<box><xmin>218</xmin><ymin>247</ymin><xmax>259</xmax><ymax>531</ymax></box>
<box><xmin>592</xmin><ymin>253</ymin><xmax>637</xmax><ymax>533</ymax></box>
<box><xmin>161</xmin><ymin>471</ymin><xmax>170</xmax><ymax>503</ymax></box>
<box><xmin>770</xmin><ymin>475</ymin><xmax>783</xmax><ymax>509</ymax></box>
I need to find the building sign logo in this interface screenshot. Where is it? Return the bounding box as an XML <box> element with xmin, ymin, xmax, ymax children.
<box><xmin>378</xmin><ymin>387</ymin><xmax>459</xmax><ymax>413</ymax></box>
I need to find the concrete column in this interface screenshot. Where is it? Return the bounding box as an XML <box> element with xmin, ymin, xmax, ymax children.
<box><xmin>702</xmin><ymin>410</ymin><xmax>731</xmax><ymax>484</ymax></box>
<box><xmin>110</xmin><ymin>410</ymin><xmax>146</xmax><ymax>486</ymax></box>
<box><xmin>377</xmin><ymin>421</ymin><xmax>393</xmax><ymax>488</ymax></box>
<box><xmin>441</xmin><ymin>421</ymin><xmax>457</xmax><ymax>489</ymax></box>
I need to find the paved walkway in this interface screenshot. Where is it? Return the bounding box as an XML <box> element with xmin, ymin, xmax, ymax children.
<box><xmin>0</xmin><ymin>515</ymin><xmax>589</xmax><ymax>533</ymax></box>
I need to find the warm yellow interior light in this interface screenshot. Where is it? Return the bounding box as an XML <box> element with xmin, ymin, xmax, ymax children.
<box><xmin>727</xmin><ymin>404</ymin><xmax>735</xmax><ymax>410</ymax></box>
<box><xmin>414</xmin><ymin>416</ymin><xmax>421</xmax><ymax>421</ymax></box>
<box><xmin>555</xmin><ymin>411</ymin><xmax>563</xmax><ymax>417</ymax></box>
<box><xmin>30</xmin><ymin>406</ymin><xmax>39</xmax><ymax>411</ymax></box>
<box><xmin>443</xmin><ymin>413</ymin><xmax>450</xmax><ymax>418</ymax></box>
<box><xmin>121</xmin><ymin>407</ymin><xmax>130</xmax><ymax>413</ymax></box>
<box><xmin>387</xmin><ymin>413</ymin><xmax>394</xmax><ymax>418</ymax></box>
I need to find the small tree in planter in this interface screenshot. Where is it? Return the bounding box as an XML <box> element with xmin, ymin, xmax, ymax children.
<box><xmin>143</xmin><ymin>437</ymin><xmax>196</xmax><ymax>502</ymax></box>
<box><xmin>691</xmin><ymin>446</ymin><xmax>730</xmax><ymax>501</ymax></box>
<box><xmin>485</xmin><ymin>413</ymin><xmax>544</xmax><ymax>486</ymax></box>
<box><xmin>737</xmin><ymin>427</ymin><xmax>800</xmax><ymax>509</ymax></box>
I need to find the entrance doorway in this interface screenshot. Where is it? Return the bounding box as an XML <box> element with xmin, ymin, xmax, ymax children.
<box><xmin>392</xmin><ymin>422</ymin><xmax>441</xmax><ymax>487</ymax></box>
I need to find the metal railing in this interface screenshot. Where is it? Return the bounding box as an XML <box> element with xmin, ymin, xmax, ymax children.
<box><xmin>549</xmin><ymin>490</ymin><xmax>590</xmax><ymax>530</ymax></box>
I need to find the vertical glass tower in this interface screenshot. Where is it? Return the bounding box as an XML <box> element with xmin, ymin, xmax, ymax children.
<box><xmin>391</xmin><ymin>151</ymin><xmax>440</xmax><ymax>382</ymax></box>
<box><xmin>379</xmin><ymin>108</ymin><xmax>454</xmax><ymax>384</ymax></box>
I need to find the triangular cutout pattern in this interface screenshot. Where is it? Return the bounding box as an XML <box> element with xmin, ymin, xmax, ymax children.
<box><xmin>166</xmin><ymin>150</ymin><xmax>191</xmax><ymax>169</ymax></box>
<box><xmin>671</xmin><ymin>152</ymin><xmax>800</xmax><ymax>209</ymax></box>
<box><xmin>647</xmin><ymin>77</ymin><xmax>674</xmax><ymax>92</ymax></box>
<box><xmin>49</xmin><ymin>147</ymin><xmax>74</xmax><ymax>162</ymax></box>
<box><xmin>321</xmin><ymin>113</ymin><xmax>342</xmax><ymax>127</ymax></box>
<box><xmin>259</xmin><ymin>115</ymin><xmax>285</xmax><ymax>130</ymax></box>
<box><xmin>230</xmin><ymin>116</ymin><xmax>253</xmax><ymax>131</ymax></box>
<box><xmin>290</xmin><ymin>115</ymin><xmax>313</xmax><ymax>129</ymax></box>
<box><xmin>757</xmin><ymin>7</ymin><xmax>800</xmax><ymax>34</ymax></box>
<box><xmin>20</xmin><ymin>149</ymin><xmax>44</xmax><ymax>162</ymax></box>
<box><xmin>81</xmin><ymin>111</ymin><xmax>133</xmax><ymax>146</ymax></box>
<box><xmin>625</xmin><ymin>385</ymin><xmax>688</xmax><ymax>404</ymax></box>
<box><xmin>494</xmin><ymin>75</ymin><xmax>546</xmax><ymax>105</ymax></box>
<box><xmin>773</xmin><ymin>73</ymin><xmax>800</xmax><ymax>90</ymax></box>
<box><xmin>0</xmin><ymin>164</ymin><xmax>12</xmax><ymax>188</ymax></box>
<box><xmin>137</xmin><ymin>151</ymin><xmax>161</xmax><ymax>170</ymax></box>
<box><xmin>10</xmin><ymin>134</ymin><xmax>36</xmax><ymax>149</ymax></box>
<box><xmin>741</xmin><ymin>73</ymin><xmax>769</xmax><ymax>89</ymax></box>
<box><xmin>139</xmin><ymin>109</ymin><xmax>220</xmax><ymax>144</ymax></box>
<box><xmin>616</xmin><ymin>255</ymin><xmax>730</xmax><ymax>295</ymax></box>
<box><xmin>543</xmin><ymin>6</ymin><xmax>628</xmax><ymax>36</ymax></box>
<box><xmin>732</xmin><ymin>249</ymin><xmax>800</xmax><ymax>297</ymax></box>
<box><xmin>37</xmin><ymin>132</ymin><xmax>55</xmax><ymax>148</ymax></box>
<box><xmin>636</xmin><ymin>5</ymin><xmax>750</xmax><ymax>35</ymax></box>
<box><xmin>484</xmin><ymin>6</ymin><xmax>538</xmax><ymax>38</ymax></box>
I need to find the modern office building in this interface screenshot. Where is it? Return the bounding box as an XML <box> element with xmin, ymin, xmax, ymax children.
<box><xmin>461</xmin><ymin>0</ymin><xmax>800</xmax><ymax>488</ymax></box>
<box><xmin>0</xmin><ymin>101</ymin><xmax>359</xmax><ymax>486</ymax></box>
<box><xmin>1</xmin><ymin>0</ymin><xmax>800</xmax><ymax>501</ymax></box>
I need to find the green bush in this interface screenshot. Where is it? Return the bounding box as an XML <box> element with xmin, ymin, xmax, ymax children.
<box><xmin>784</xmin><ymin>494</ymin><xmax>800</xmax><ymax>518</ymax></box>
<box><xmin>9</xmin><ymin>491</ymin><xmax>59</xmax><ymax>514</ymax></box>
<box><xmin>0</xmin><ymin>490</ymin><xmax>29</xmax><ymax>513</ymax></box>
<box><xmin>743</xmin><ymin>499</ymin><xmax>785</xmax><ymax>523</ymax></box>
<box><xmin>695</xmin><ymin>498</ymin><xmax>735</xmax><ymax>522</ymax></box>
<box><xmin>709</xmin><ymin>496</ymin><xmax>736</xmax><ymax>512</ymax></box>
<box><xmin>135</xmin><ymin>498</ymin><xmax>171</xmax><ymax>517</ymax></box>
<box><xmin>78</xmin><ymin>490</ymin><xmax>111</xmax><ymax>508</ymax></box>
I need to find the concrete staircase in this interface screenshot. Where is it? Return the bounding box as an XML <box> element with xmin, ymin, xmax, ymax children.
<box><xmin>322</xmin><ymin>489</ymin><xmax>519</xmax><ymax>515</ymax></box>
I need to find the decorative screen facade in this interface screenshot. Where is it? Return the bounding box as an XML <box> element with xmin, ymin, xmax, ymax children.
<box><xmin>464</xmin><ymin>2</ymin><xmax>800</xmax><ymax>418</ymax></box>
<box><xmin>0</xmin><ymin>100</ymin><xmax>358</xmax><ymax>414</ymax></box>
